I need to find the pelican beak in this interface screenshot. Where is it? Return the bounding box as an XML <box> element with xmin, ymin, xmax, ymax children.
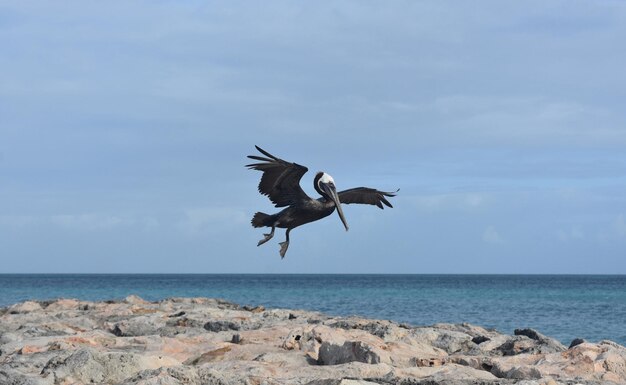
<box><xmin>322</xmin><ymin>182</ymin><xmax>349</xmax><ymax>231</ymax></box>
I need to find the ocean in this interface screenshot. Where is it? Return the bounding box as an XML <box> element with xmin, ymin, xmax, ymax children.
<box><xmin>1</xmin><ymin>274</ymin><xmax>624</xmax><ymax>346</ymax></box>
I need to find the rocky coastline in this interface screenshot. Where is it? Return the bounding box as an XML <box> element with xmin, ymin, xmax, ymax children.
<box><xmin>1</xmin><ymin>296</ymin><xmax>624</xmax><ymax>385</ymax></box>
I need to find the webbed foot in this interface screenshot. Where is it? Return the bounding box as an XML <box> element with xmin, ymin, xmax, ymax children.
<box><xmin>257</xmin><ymin>227</ymin><xmax>275</xmax><ymax>246</ymax></box>
<box><xmin>279</xmin><ymin>241</ymin><xmax>289</xmax><ymax>259</ymax></box>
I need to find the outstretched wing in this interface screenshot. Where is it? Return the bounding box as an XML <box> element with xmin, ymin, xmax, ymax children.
<box><xmin>338</xmin><ymin>187</ymin><xmax>398</xmax><ymax>209</ymax></box>
<box><xmin>246</xmin><ymin>145</ymin><xmax>310</xmax><ymax>207</ymax></box>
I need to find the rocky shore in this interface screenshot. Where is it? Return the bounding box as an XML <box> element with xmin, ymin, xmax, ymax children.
<box><xmin>1</xmin><ymin>296</ymin><xmax>625</xmax><ymax>385</ymax></box>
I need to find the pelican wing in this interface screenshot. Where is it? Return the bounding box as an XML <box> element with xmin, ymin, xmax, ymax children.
<box><xmin>246</xmin><ymin>145</ymin><xmax>310</xmax><ymax>207</ymax></box>
<box><xmin>338</xmin><ymin>187</ymin><xmax>398</xmax><ymax>209</ymax></box>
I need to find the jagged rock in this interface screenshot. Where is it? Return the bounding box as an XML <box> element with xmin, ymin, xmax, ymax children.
<box><xmin>282</xmin><ymin>328</ymin><xmax>304</xmax><ymax>350</ymax></box>
<box><xmin>471</xmin><ymin>335</ymin><xmax>490</xmax><ymax>344</ymax></box>
<box><xmin>40</xmin><ymin>347</ymin><xmax>178</xmax><ymax>383</ymax></box>
<box><xmin>410</xmin><ymin>327</ymin><xmax>475</xmax><ymax>354</ymax></box>
<box><xmin>328</xmin><ymin>319</ymin><xmax>397</xmax><ymax>339</ymax></box>
<box><xmin>569</xmin><ymin>337</ymin><xmax>585</xmax><ymax>348</ymax></box>
<box><xmin>203</xmin><ymin>320</ymin><xmax>240</xmax><ymax>332</ymax></box>
<box><xmin>7</xmin><ymin>302</ymin><xmax>42</xmax><ymax>314</ymax></box>
<box><xmin>230</xmin><ymin>334</ymin><xmax>242</xmax><ymax>344</ymax></box>
<box><xmin>318</xmin><ymin>340</ymin><xmax>382</xmax><ymax>365</ymax></box>
<box><xmin>242</xmin><ymin>305</ymin><xmax>265</xmax><ymax>313</ymax></box>
<box><xmin>125</xmin><ymin>295</ymin><xmax>150</xmax><ymax>305</ymax></box>
<box><xmin>0</xmin><ymin>368</ymin><xmax>50</xmax><ymax>385</ymax></box>
<box><xmin>491</xmin><ymin>361</ymin><xmax>542</xmax><ymax>379</ymax></box>
<box><xmin>110</xmin><ymin>315</ymin><xmax>166</xmax><ymax>337</ymax></box>
<box><xmin>1</xmin><ymin>297</ymin><xmax>624</xmax><ymax>385</ymax></box>
<box><xmin>493</xmin><ymin>328</ymin><xmax>566</xmax><ymax>357</ymax></box>
<box><xmin>306</xmin><ymin>380</ymin><xmax>382</xmax><ymax>385</ymax></box>
<box><xmin>514</xmin><ymin>328</ymin><xmax>566</xmax><ymax>352</ymax></box>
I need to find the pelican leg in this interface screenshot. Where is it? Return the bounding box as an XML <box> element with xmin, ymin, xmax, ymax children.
<box><xmin>257</xmin><ymin>226</ymin><xmax>275</xmax><ymax>246</ymax></box>
<box><xmin>279</xmin><ymin>229</ymin><xmax>291</xmax><ymax>259</ymax></box>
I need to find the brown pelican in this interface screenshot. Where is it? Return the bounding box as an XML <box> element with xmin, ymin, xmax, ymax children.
<box><xmin>247</xmin><ymin>146</ymin><xmax>397</xmax><ymax>258</ymax></box>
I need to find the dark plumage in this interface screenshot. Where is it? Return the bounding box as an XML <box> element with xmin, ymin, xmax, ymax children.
<box><xmin>247</xmin><ymin>146</ymin><xmax>398</xmax><ymax>258</ymax></box>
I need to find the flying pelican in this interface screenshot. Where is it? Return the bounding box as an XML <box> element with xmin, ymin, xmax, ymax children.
<box><xmin>247</xmin><ymin>145</ymin><xmax>397</xmax><ymax>258</ymax></box>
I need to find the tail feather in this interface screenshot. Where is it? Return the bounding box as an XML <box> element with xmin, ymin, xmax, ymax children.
<box><xmin>251</xmin><ymin>212</ymin><xmax>273</xmax><ymax>228</ymax></box>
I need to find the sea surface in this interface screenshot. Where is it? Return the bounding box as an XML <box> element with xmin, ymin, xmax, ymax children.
<box><xmin>1</xmin><ymin>274</ymin><xmax>624</xmax><ymax>346</ymax></box>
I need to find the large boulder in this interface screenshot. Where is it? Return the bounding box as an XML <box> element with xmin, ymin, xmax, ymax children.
<box><xmin>40</xmin><ymin>347</ymin><xmax>177</xmax><ymax>383</ymax></box>
<box><xmin>110</xmin><ymin>315</ymin><xmax>167</xmax><ymax>337</ymax></box>
<box><xmin>317</xmin><ymin>340</ymin><xmax>383</xmax><ymax>365</ymax></box>
<box><xmin>497</xmin><ymin>328</ymin><xmax>566</xmax><ymax>356</ymax></box>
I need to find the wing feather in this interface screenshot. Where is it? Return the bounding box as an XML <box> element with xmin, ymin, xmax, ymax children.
<box><xmin>246</xmin><ymin>146</ymin><xmax>310</xmax><ymax>207</ymax></box>
<box><xmin>337</xmin><ymin>187</ymin><xmax>398</xmax><ymax>209</ymax></box>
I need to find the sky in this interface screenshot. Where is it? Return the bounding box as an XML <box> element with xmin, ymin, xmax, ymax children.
<box><xmin>1</xmin><ymin>1</ymin><xmax>625</xmax><ymax>274</ymax></box>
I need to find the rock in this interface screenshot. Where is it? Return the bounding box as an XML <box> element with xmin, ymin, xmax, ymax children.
<box><xmin>242</xmin><ymin>305</ymin><xmax>265</xmax><ymax>313</ymax></box>
<box><xmin>410</xmin><ymin>327</ymin><xmax>475</xmax><ymax>354</ymax></box>
<box><xmin>329</xmin><ymin>319</ymin><xmax>396</xmax><ymax>339</ymax></box>
<box><xmin>40</xmin><ymin>347</ymin><xmax>177</xmax><ymax>383</ymax></box>
<box><xmin>0</xmin><ymin>368</ymin><xmax>48</xmax><ymax>385</ymax></box>
<box><xmin>184</xmin><ymin>346</ymin><xmax>232</xmax><ymax>365</ymax></box>
<box><xmin>497</xmin><ymin>329</ymin><xmax>565</xmax><ymax>356</ymax></box>
<box><xmin>1</xmin><ymin>297</ymin><xmax>625</xmax><ymax>385</ymax></box>
<box><xmin>569</xmin><ymin>337</ymin><xmax>585</xmax><ymax>348</ymax></box>
<box><xmin>17</xmin><ymin>345</ymin><xmax>46</xmax><ymax>355</ymax></box>
<box><xmin>125</xmin><ymin>366</ymin><xmax>201</xmax><ymax>385</ymax></box>
<box><xmin>497</xmin><ymin>336</ymin><xmax>539</xmax><ymax>356</ymax></box>
<box><xmin>282</xmin><ymin>328</ymin><xmax>304</xmax><ymax>350</ymax></box>
<box><xmin>125</xmin><ymin>295</ymin><xmax>150</xmax><ymax>305</ymax></box>
<box><xmin>317</xmin><ymin>340</ymin><xmax>382</xmax><ymax>365</ymax></box>
<box><xmin>203</xmin><ymin>320</ymin><xmax>240</xmax><ymax>332</ymax></box>
<box><xmin>8</xmin><ymin>302</ymin><xmax>42</xmax><ymax>314</ymax></box>
<box><xmin>471</xmin><ymin>335</ymin><xmax>490</xmax><ymax>344</ymax></box>
<box><xmin>110</xmin><ymin>315</ymin><xmax>166</xmax><ymax>337</ymax></box>
<box><xmin>514</xmin><ymin>328</ymin><xmax>566</xmax><ymax>352</ymax></box>
<box><xmin>230</xmin><ymin>333</ymin><xmax>242</xmax><ymax>344</ymax></box>
<box><xmin>306</xmin><ymin>380</ymin><xmax>381</xmax><ymax>385</ymax></box>
<box><xmin>494</xmin><ymin>364</ymin><xmax>542</xmax><ymax>380</ymax></box>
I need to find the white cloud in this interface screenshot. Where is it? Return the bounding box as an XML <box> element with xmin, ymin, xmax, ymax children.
<box><xmin>176</xmin><ymin>207</ymin><xmax>248</xmax><ymax>236</ymax></box>
<box><xmin>50</xmin><ymin>214</ymin><xmax>126</xmax><ymax>229</ymax></box>
<box><xmin>0</xmin><ymin>213</ymin><xmax>157</xmax><ymax>231</ymax></box>
<box><xmin>0</xmin><ymin>215</ymin><xmax>39</xmax><ymax>227</ymax></box>
<box><xmin>483</xmin><ymin>226</ymin><xmax>504</xmax><ymax>244</ymax></box>
<box><xmin>410</xmin><ymin>193</ymin><xmax>486</xmax><ymax>212</ymax></box>
<box><xmin>557</xmin><ymin>226</ymin><xmax>585</xmax><ymax>242</ymax></box>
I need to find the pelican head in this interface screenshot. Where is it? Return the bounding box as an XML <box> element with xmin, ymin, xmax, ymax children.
<box><xmin>315</xmin><ymin>172</ymin><xmax>349</xmax><ymax>231</ymax></box>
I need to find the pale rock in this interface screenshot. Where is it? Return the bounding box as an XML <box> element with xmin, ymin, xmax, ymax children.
<box><xmin>282</xmin><ymin>328</ymin><xmax>305</xmax><ymax>350</ymax></box>
<box><xmin>110</xmin><ymin>315</ymin><xmax>167</xmax><ymax>337</ymax></box>
<box><xmin>8</xmin><ymin>302</ymin><xmax>42</xmax><ymax>314</ymax></box>
<box><xmin>406</xmin><ymin>327</ymin><xmax>474</xmax><ymax>355</ymax></box>
<box><xmin>2</xmin><ymin>297</ymin><xmax>625</xmax><ymax>385</ymax></box>
<box><xmin>43</xmin><ymin>298</ymin><xmax>81</xmax><ymax>311</ymax></box>
<box><xmin>125</xmin><ymin>295</ymin><xmax>151</xmax><ymax>305</ymax></box>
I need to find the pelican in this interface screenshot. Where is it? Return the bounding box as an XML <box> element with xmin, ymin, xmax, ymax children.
<box><xmin>247</xmin><ymin>145</ymin><xmax>397</xmax><ymax>258</ymax></box>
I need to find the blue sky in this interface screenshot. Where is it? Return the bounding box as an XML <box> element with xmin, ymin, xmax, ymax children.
<box><xmin>1</xmin><ymin>1</ymin><xmax>625</xmax><ymax>273</ymax></box>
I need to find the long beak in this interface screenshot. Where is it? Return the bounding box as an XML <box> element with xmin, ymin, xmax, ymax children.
<box><xmin>323</xmin><ymin>184</ymin><xmax>349</xmax><ymax>231</ymax></box>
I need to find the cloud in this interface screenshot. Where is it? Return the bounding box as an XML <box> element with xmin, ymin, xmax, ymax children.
<box><xmin>1</xmin><ymin>1</ymin><xmax>626</xmax><ymax>273</ymax></box>
<box><xmin>176</xmin><ymin>207</ymin><xmax>248</xmax><ymax>236</ymax></box>
<box><xmin>0</xmin><ymin>214</ymin><xmax>158</xmax><ymax>231</ymax></box>
<box><xmin>0</xmin><ymin>215</ymin><xmax>39</xmax><ymax>227</ymax></box>
<box><xmin>483</xmin><ymin>226</ymin><xmax>504</xmax><ymax>244</ymax></box>
<box><xmin>410</xmin><ymin>193</ymin><xmax>486</xmax><ymax>212</ymax></box>
<box><xmin>557</xmin><ymin>226</ymin><xmax>585</xmax><ymax>242</ymax></box>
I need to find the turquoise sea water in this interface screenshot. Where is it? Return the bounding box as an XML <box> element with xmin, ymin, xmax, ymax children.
<box><xmin>1</xmin><ymin>274</ymin><xmax>624</xmax><ymax>346</ymax></box>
